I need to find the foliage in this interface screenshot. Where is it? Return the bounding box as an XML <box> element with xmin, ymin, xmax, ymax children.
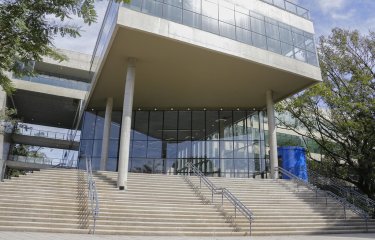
<box><xmin>0</xmin><ymin>0</ymin><xmax>129</xmax><ymax>95</ymax></box>
<box><xmin>277</xmin><ymin>28</ymin><xmax>375</xmax><ymax>199</ymax></box>
<box><xmin>12</xmin><ymin>144</ymin><xmax>46</xmax><ymax>158</ymax></box>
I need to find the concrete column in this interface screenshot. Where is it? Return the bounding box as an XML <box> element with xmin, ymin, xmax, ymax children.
<box><xmin>100</xmin><ymin>97</ymin><xmax>113</xmax><ymax>171</ymax></box>
<box><xmin>0</xmin><ymin>160</ymin><xmax>5</xmax><ymax>181</ymax></box>
<box><xmin>266</xmin><ymin>90</ymin><xmax>279</xmax><ymax>179</ymax></box>
<box><xmin>118</xmin><ymin>58</ymin><xmax>136</xmax><ymax>190</ymax></box>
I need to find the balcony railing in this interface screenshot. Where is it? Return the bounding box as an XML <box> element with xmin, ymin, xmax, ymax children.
<box><xmin>16</xmin><ymin>74</ymin><xmax>90</xmax><ymax>91</ymax></box>
<box><xmin>260</xmin><ymin>0</ymin><xmax>309</xmax><ymax>19</ymax></box>
<box><xmin>9</xmin><ymin>155</ymin><xmax>78</xmax><ymax>168</ymax></box>
<box><xmin>123</xmin><ymin>0</ymin><xmax>318</xmax><ymax>66</ymax></box>
<box><xmin>15</xmin><ymin>127</ymin><xmax>81</xmax><ymax>142</ymax></box>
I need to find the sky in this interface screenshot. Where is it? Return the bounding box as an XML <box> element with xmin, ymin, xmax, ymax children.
<box><xmin>53</xmin><ymin>0</ymin><xmax>375</xmax><ymax>55</ymax></box>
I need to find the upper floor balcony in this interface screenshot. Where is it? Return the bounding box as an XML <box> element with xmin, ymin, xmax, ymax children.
<box><xmin>86</xmin><ymin>0</ymin><xmax>321</xmax><ymax>112</ymax></box>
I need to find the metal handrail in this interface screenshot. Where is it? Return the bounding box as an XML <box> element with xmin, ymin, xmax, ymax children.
<box><xmin>308</xmin><ymin>169</ymin><xmax>375</xmax><ymax>219</ymax></box>
<box><xmin>276</xmin><ymin>167</ymin><xmax>370</xmax><ymax>231</ymax></box>
<box><xmin>85</xmin><ymin>157</ymin><xmax>99</xmax><ymax>234</ymax></box>
<box><xmin>186</xmin><ymin>162</ymin><xmax>254</xmax><ymax>235</ymax></box>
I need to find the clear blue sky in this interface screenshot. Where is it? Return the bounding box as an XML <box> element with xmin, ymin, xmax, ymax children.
<box><xmin>53</xmin><ymin>0</ymin><xmax>375</xmax><ymax>54</ymax></box>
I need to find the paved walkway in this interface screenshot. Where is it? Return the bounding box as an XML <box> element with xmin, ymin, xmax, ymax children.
<box><xmin>0</xmin><ymin>232</ymin><xmax>374</xmax><ymax>240</ymax></box>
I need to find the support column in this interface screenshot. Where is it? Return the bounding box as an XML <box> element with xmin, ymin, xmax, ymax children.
<box><xmin>266</xmin><ymin>90</ymin><xmax>279</xmax><ymax>179</ymax></box>
<box><xmin>100</xmin><ymin>97</ymin><xmax>113</xmax><ymax>171</ymax></box>
<box><xmin>118</xmin><ymin>58</ymin><xmax>136</xmax><ymax>190</ymax></box>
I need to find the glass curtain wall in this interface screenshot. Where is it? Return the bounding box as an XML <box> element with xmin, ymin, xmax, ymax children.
<box><xmin>79</xmin><ymin>109</ymin><xmax>266</xmax><ymax>178</ymax></box>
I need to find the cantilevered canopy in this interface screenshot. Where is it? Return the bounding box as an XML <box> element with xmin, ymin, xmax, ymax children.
<box><xmin>87</xmin><ymin>8</ymin><xmax>321</xmax><ymax>111</ymax></box>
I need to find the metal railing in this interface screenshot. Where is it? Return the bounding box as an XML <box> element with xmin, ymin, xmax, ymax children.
<box><xmin>14</xmin><ymin>127</ymin><xmax>81</xmax><ymax>142</ymax></box>
<box><xmin>186</xmin><ymin>162</ymin><xmax>254</xmax><ymax>235</ymax></box>
<box><xmin>85</xmin><ymin>157</ymin><xmax>99</xmax><ymax>234</ymax></box>
<box><xmin>8</xmin><ymin>155</ymin><xmax>78</xmax><ymax>168</ymax></box>
<box><xmin>259</xmin><ymin>0</ymin><xmax>310</xmax><ymax>19</ymax></box>
<box><xmin>276</xmin><ymin>167</ymin><xmax>370</xmax><ymax>231</ymax></box>
<box><xmin>308</xmin><ymin>169</ymin><xmax>375</xmax><ymax>220</ymax></box>
<box><xmin>123</xmin><ymin>0</ymin><xmax>318</xmax><ymax>66</ymax></box>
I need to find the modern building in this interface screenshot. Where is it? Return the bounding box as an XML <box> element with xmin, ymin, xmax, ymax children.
<box><xmin>1</xmin><ymin>0</ymin><xmax>322</xmax><ymax>187</ymax></box>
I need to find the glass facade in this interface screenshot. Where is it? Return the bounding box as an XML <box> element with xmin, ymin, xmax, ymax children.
<box><xmin>123</xmin><ymin>0</ymin><xmax>318</xmax><ymax>66</ymax></box>
<box><xmin>79</xmin><ymin>109</ymin><xmax>267</xmax><ymax>178</ymax></box>
<box><xmin>18</xmin><ymin>74</ymin><xmax>90</xmax><ymax>91</ymax></box>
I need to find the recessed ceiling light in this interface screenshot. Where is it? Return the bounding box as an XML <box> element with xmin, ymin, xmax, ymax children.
<box><xmin>171</xmin><ymin>108</ymin><xmax>174</xmax><ymax>110</ymax></box>
<box><xmin>154</xmin><ymin>108</ymin><xmax>157</xmax><ymax>111</ymax></box>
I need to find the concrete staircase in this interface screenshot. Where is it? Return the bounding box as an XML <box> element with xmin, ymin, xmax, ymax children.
<box><xmin>0</xmin><ymin>169</ymin><xmax>90</xmax><ymax>234</ymax></box>
<box><xmin>189</xmin><ymin>176</ymin><xmax>375</xmax><ymax>235</ymax></box>
<box><xmin>92</xmin><ymin>171</ymin><xmax>237</xmax><ymax>236</ymax></box>
<box><xmin>0</xmin><ymin>169</ymin><xmax>374</xmax><ymax>236</ymax></box>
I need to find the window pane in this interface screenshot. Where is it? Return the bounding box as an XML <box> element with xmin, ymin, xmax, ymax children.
<box><xmin>164</xmin><ymin>0</ymin><xmax>182</xmax><ymax>8</ymax></box>
<box><xmin>178</xmin><ymin>111</ymin><xmax>191</xmax><ymax>141</ymax></box>
<box><xmin>206</xmin><ymin>111</ymin><xmax>219</xmax><ymax>140</ymax></box>
<box><xmin>233</xmin><ymin>141</ymin><xmax>248</xmax><ymax>158</ymax></box>
<box><xmin>192</xmin><ymin>111</ymin><xmax>205</xmax><ymax>141</ymax></box>
<box><xmin>81</xmin><ymin>112</ymin><xmax>96</xmax><ymax>139</ymax></box>
<box><xmin>202</xmin><ymin>16</ymin><xmax>219</xmax><ymax>34</ymax></box>
<box><xmin>163</xmin><ymin>4</ymin><xmax>182</xmax><ymax>23</ymax></box>
<box><xmin>220</xmin><ymin>141</ymin><xmax>233</xmax><ymax>158</ymax></box>
<box><xmin>219</xmin><ymin>21</ymin><xmax>235</xmax><ymax>40</ymax></box>
<box><xmin>235</xmin><ymin>12</ymin><xmax>250</xmax><ymax>30</ymax></box>
<box><xmin>248</xmin><ymin>141</ymin><xmax>260</xmax><ymax>158</ymax></box>
<box><xmin>251</xmin><ymin>17</ymin><xmax>265</xmax><ymax>35</ymax></box>
<box><xmin>202</xmin><ymin>0</ymin><xmax>218</xmax><ymax>19</ymax></box>
<box><xmin>147</xmin><ymin>140</ymin><xmax>162</xmax><ymax>158</ymax></box>
<box><xmin>247</xmin><ymin>112</ymin><xmax>260</xmax><ymax>140</ymax></box>
<box><xmin>233</xmin><ymin>111</ymin><xmax>247</xmax><ymax>140</ymax></box>
<box><xmin>273</xmin><ymin>0</ymin><xmax>285</xmax><ymax>9</ymax></box>
<box><xmin>206</xmin><ymin>141</ymin><xmax>219</xmax><ymax>158</ymax></box>
<box><xmin>295</xmin><ymin>48</ymin><xmax>307</xmax><ymax>62</ymax></box>
<box><xmin>252</xmin><ymin>32</ymin><xmax>267</xmax><ymax>50</ymax></box>
<box><xmin>127</xmin><ymin>0</ymin><xmax>142</xmax><ymax>11</ymax></box>
<box><xmin>131</xmin><ymin>158</ymin><xmax>153</xmax><ymax>173</ymax></box>
<box><xmin>219</xmin><ymin>111</ymin><xmax>233</xmax><ymax>140</ymax></box>
<box><xmin>285</xmin><ymin>1</ymin><xmax>297</xmax><ymax>13</ymax></box>
<box><xmin>134</xmin><ymin>111</ymin><xmax>149</xmax><ymax>140</ymax></box>
<box><xmin>221</xmin><ymin>159</ymin><xmax>234</xmax><ymax>177</ymax></box>
<box><xmin>163</xmin><ymin>111</ymin><xmax>177</xmax><ymax>141</ymax></box>
<box><xmin>279</xmin><ymin>27</ymin><xmax>292</xmax><ymax>43</ymax></box>
<box><xmin>235</xmin><ymin>159</ymin><xmax>249</xmax><ymax>178</ymax></box>
<box><xmin>267</xmin><ymin>37</ymin><xmax>281</xmax><ymax>54</ymax></box>
<box><xmin>178</xmin><ymin>141</ymin><xmax>191</xmax><ymax>158</ymax></box>
<box><xmin>148</xmin><ymin>111</ymin><xmax>163</xmax><ymax>140</ymax></box>
<box><xmin>281</xmin><ymin>42</ymin><xmax>294</xmax><ymax>58</ymax></box>
<box><xmin>183</xmin><ymin>0</ymin><xmax>201</xmax><ymax>13</ymax></box>
<box><xmin>236</xmin><ymin>27</ymin><xmax>252</xmax><ymax>45</ymax></box>
<box><xmin>165</xmin><ymin>141</ymin><xmax>178</xmax><ymax>158</ymax></box>
<box><xmin>192</xmin><ymin>141</ymin><xmax>205</xmax><ymax>158</ymax></box>
<box><xmin>293</xmin><ymin>32</ymin><xmax>305</xmax><ymax>48</ymax></box>
<box><xmin>265</xmin><ymin>22</ymin><xmax>279</xmax><ymax>40</ymax></box>
<box><xmin>307</xmin><ymin>51</ymin><xmax>318</xmax><ymax>66</ymax></box>
<box><xmin>132</xmin><ymin>141</ymin><xmax>147</xmax><ymax>157</ymax></box>
<box><xmin>142</xmin><ymin>0</ymin><xmax>163</xmax><ymax>17</ymax></box>
<box><xmin>183</xmin><ymin>10</ymin><xmax>202</xmax><ymax>28</ymax></box>
<box><xmin>94</xmin><ymin>113</ymin><xmax>104</xmax><ymax>139</ymax></box>
<box><xmin>219</xmin><ymin>6</ymin><xmax>234</xmax><ymax>25</ymax></box>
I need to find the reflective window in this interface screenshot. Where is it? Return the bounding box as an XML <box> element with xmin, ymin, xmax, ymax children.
<box><xmin>80</xmin><ymin>110</ymin><xmax>267</xmax><ymax>177</ymax></box>
<box><xmin>123</xmin><ymin>0</ymin><xmax>318</xmax><ymax>66</ymax></box>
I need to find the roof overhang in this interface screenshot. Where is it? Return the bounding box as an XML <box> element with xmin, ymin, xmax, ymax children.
<box><xmin>88</xmin><ymin>8</ymin><xmax>322</xmax><ymax>111</ymax></box>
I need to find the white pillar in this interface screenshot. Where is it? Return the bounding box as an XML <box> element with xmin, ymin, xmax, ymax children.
<box><xmin>266</xmin><ymin>90</ymin><xmax>278</xmax><ymax>179</ymax></box>
<box><xmin>118</xmin><ymin>58</ymin><xmax>136</xmax><ymax>190</ymax></box>
<box><xmin>100</xmin><ymin>97</ymin><xmax>113</xmax><ymax>171</ymax></box>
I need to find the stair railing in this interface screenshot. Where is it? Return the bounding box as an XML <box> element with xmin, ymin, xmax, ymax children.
<box><xmin>308</xmin><ymin>169</ymin><xmax>375</xmax><ymax>220</ymax></box>
<box><xmin>85</xmin><ymin>157</ymin><xmax>99</xmax><ymax>234</ymax></box>
<box><xmin>276</xmin><ymin>167</ymin><xmax>369</xmax><ymax>231</ymax></box>
<box><xmin>186</xmin><ymin>162</ymin><xmax>255</xmax><ymax>235</ymax></box>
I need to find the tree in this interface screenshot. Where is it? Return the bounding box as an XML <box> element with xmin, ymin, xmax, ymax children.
<box><xmin>277</xmin><ymin>28</ymin><xmax>375</xmax><ymax>199</ymax></box>
<box><xmin>0</xmin><ymin>0</ymin><xmax>128</xmax><ymax>94</ymax></box>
